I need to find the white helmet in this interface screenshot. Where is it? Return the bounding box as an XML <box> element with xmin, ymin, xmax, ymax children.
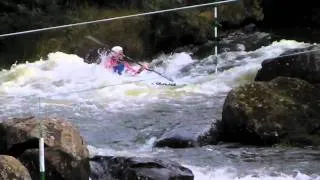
<box><xmin>111</xmin><ymin>46</ymin><xmax>123</xmax><ymax>53</ymax></box>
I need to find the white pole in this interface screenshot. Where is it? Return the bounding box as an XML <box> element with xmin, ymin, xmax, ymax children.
<box><xmin>39</xmin><ymin>137</ymin><xmax>45</xmax><ymax>180</ymax></box>
<box><xmin>214</xmin><ymin>6</ymin><xmax>218</xmax><ymax>56</ymax></box>
<box><xmin>38</xmin><ymin>98</ymin><xmax>45</xmax><ymax>180</ymax></box>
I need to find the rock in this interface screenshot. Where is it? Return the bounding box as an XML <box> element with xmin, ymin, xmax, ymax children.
<box><xmin>0</xmin><ymin>117</ymin><xmax>90</xmax><ymax>180</ymax></box>
<box><xmin>90</xmin><ymin>156</ymin><xmax>194</xmax><ymax>180</ymax></box>
<box><xmin>255</xmin><ymin>45</ymin><xmax>320</xmax><ymax>84</ymax></box>
<box><xmin>219</xmin><ymin>30</ymin><xmax>271</xmax><ymax>52</ymax></box>
<box><xmin>154</xmin><ymin>126</ymin><xmax>198</xmax><ymax>148</ymax></box>
<box><xmin>243</xmin><ymin>23</ymin><xmax>258</xmax><ymax>33</ymax></box>
<box><xmin>83</xmin><ymin>48</ymin><xmax>102</xmax><ymax>64</ymax></box>
<box><xmin>219</xmin><ymin>77</ymin><xmax>320</xmax><ymax>146</ymax></box>
<box><xmin>154</xmin><ymin>123</ymin><xmax>219</xmax><ymax>148</ymax></box>
<box><xmin>198</xmin><ymin>122</ymin><xmax>221</xmax><ymax>146</ymax></box>
<box><xmin>0</xmin><ymin>155</ymin><xmax>31</xmax><ymax>180</ymax></box>
<box><xmin>192</xmin><ymin>27</ymin><xmax>271</xmax><ymax>59</ymax></box>
<box><xmin>19</xmin><ymin>148</ymin><xmax>90</xmax><ymax>180</ymax></box>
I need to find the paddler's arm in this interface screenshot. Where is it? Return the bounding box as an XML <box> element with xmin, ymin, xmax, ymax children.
<box><xmin>124</xmin><ymin>62</ymin><xmax>138</xmax><ymax>74</ymax></box>
<box><xmin>124</xmin><ymin>62</ymin><xmax>147</xmax><ymax>75</ymax></box>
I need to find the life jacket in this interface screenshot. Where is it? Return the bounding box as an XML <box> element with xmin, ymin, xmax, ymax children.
<box><xmin>105</xmin><ymin>55</ymin><xmax>140</xmax><ymax>75</ymax></box>
<box><xmin>105</xmin><ymin>55</ymin><xmax>119</xmax><ymax>69</ymax></box>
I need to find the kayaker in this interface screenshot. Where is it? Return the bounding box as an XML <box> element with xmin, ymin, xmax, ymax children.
<box><xmin>104</xmin><ymin>46</ymin><xmax>146</xmax><ymax>75</ymax></box>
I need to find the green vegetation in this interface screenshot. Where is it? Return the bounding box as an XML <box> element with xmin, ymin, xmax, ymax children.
<box><xmin>0</xmin><ymin>5</ymin><xmax>150</xmax><ymax>67</ymax></box>
<box><xmin>35</xmin><ymin>8</ymin><xmax>150</xmax><ymax>58</ymax></box>
<box><xmin>1</xmin><ymin>0</ymin><xmax>262</xmax><ymax>67</ymax></box>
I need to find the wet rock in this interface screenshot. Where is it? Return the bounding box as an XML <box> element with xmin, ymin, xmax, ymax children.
<box><xmin>220</xmin><ymin>77</ymin><xmax>320</xmax><ymax>146</ymax></box>
<box><xmin>198</xmin><ymin>122</ymin><xmax>221</xmax><ymax>146</ymax></box>
<box><xmin>84</xmin><ymin>47</ymin><xmax>109</xmax><ymax>65</ymax></box>
<box><xmin>154</xmin><ymin>123</ymin><xmax>219</xmax><ymax>148</ymax></box>
<box><xmin>0</xmin><ymin>117</ymin><xmax>90</xmax><ymax>180</ymax></box>
<box><xmin>0</xmin><ymin>155</ymin><xmax>31</xmax><ymax>180</ymax></box>
<box><xmin>243</xmin><ymin>23</ymin><xmax>258</xmax><ymax>33</ymax></box>
<box><xmin>154</xmin><ymin>128</ymin><xmax>198</xmax><ymax>148</ymax></box>
<box><xmin>189</xmin><ymin>40</ymin><xmax>218</xmax><ymax>59</ymax></box>
<box><xmin>84</xmin><ymin>48</ymin><xmax>101</xmax><ymax>64</ymax></box>
<box><xmin>192</xmin><ymin>24</ymin><xmax>271</xmax><ymax>59</ymax></box>
<box><xmin>219</xmin><ymin>27</ymin><xmax>271</xmax><ymax>52</ymax></box>
<box><xmin>255</xmin><ymin>45</ymin><xmax>320</xmax><ymax>84</ymax></box>
<box><xmin>90</xmin><ymin>155</ymin><xmax>194</xmax><ymax>180</ymax></box>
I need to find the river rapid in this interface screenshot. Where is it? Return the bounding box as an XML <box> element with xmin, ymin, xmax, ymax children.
<box><xmin>0</xmin><ymin>40</ymin><xmax>319</xmax><ymax>180</ymax></box>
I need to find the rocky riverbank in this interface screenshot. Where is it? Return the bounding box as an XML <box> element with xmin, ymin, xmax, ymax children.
<box><xmin>0</xmin><ymin>117</ymin><xmax>194</xmax><ymax>180</ymax></box>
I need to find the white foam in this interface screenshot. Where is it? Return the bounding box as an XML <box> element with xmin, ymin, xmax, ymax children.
<box><xmin>88</xmin><ymin>144</ymin><xmax>319</xmax><ymax>180</ymax></box>
<box><xmin>0</xmin><ymin>40</ymin><xmax>311</xmax><ymax>111</ymax></box>
<box><xmin>186</xmin><ymin>165</ymin><xmax>320</xmax><ymax>180</ymax></box>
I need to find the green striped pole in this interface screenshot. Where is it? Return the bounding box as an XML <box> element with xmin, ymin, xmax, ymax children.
<box><xmin>214</xmin><ymin>6</ymin><xmax>218</xmax><ymax>56</ymax></box>
<box><xmin>214</xmin><ymin>5</ymin><xmax>219</xmax><ymax>73</ymax></box>
<box><xmin>39</xmin><ymin>98</ymin><xmax>45</xmax><ymax>180</ymax></box>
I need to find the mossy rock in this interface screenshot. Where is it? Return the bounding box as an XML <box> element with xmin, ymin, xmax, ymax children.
<box><xmin>220</xmin><ymin>77</ymin><xmax>320</xmax><ymax>147</ymax></box>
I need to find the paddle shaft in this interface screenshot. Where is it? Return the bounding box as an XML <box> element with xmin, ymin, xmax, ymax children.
<box><xmin>124</xmin><ymin>56</ymin><xmax>174</xmax><ymax>82</ymax></box>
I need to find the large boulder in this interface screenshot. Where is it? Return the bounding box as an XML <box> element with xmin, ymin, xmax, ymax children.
<box><xmin>255</xmin><ymin>45</ymin><xmax>320</xmax><ymax>84</ymax></box>
<box><xmin>0</xmin><ymin>155</ymin><xmax>31</xmax><ymax>180</ymax></box>
<box><xmin>220</xmin><ymin>77</ymin><xmax>320</xmax><ymax>146</ymax></box>
<box><xmin>0</xmin><ymin>117</ymin><xmax>90</xmax><ymax>180</ymax></box>
<box><xmin>90</xmin><ymin>156</ymin><xmax>194</xmax><ymax>180</ymax></box>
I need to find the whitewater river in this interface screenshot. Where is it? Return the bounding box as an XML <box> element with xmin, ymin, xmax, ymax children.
<box><xmin>0</xmin><ymin>40</ymin><xmax>319</xmax><ymax>180</ymax></box>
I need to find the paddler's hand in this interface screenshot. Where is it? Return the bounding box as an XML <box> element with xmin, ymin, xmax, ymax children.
<box><xmin>134</xmin><ymin>63</ymin><xmax>149</xmax><ymax>75</ymax></box>
<box><xmin>143</xmin><ymin>63</ymin><xmax>149</xmax><ymax>69</ymax></box>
